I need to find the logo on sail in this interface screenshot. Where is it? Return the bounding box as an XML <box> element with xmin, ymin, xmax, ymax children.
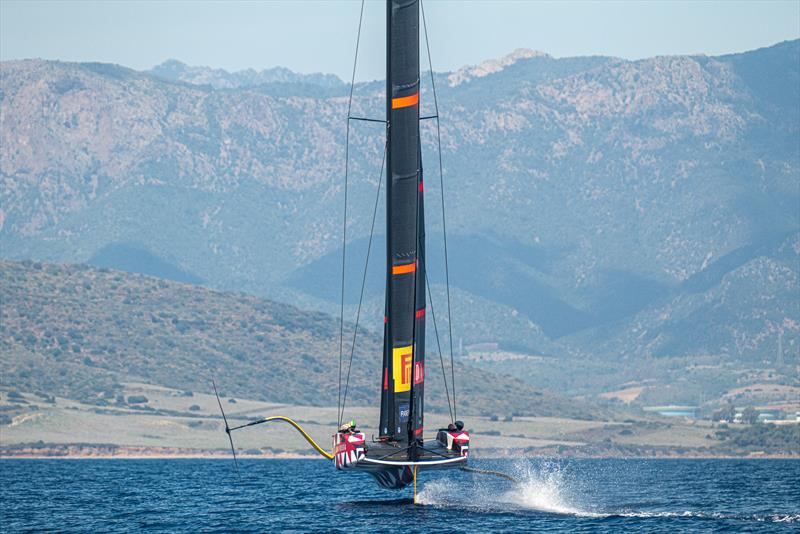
<box><xmin>398</xmin><ymin>403</ymin><xmax>410</xmax><ymax>423</ymax></box>
<box><xmin>392</xmin><ymin>346</ymin><xmax>413</xmax><ymax>392</ymax></box>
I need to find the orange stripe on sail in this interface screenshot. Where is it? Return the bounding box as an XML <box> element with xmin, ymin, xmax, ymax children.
<box><xmin>392</xmin><ymin>91</ymin><xmax>419</xmax><ymax>109</ymax></box>
<box><xmin>392</xmin><ymin>262</ymin><xmax>416</xmax><ymax>275</ymax></box>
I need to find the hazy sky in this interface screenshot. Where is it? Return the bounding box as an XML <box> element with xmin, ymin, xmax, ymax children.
<box><xmin>2</xmin><ymin>1</ymin><xmax>798</xmax><ymax>81</ymax></box>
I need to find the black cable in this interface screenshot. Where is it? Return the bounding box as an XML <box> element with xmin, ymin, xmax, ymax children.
<box><xmin>349</xmin><ymin>117</ymin><xmax>387</xmax><ymax>124</ymax></box>
<box><xmin>421</xmin><ymin>0</ymin><xmax>457</xmax><ymax>420</ymax></box>
<box><xmin>338</xmin><ymin>0</ymin><xmax>366</xmax><ymax>427</ymax></box>
<box><xmin>419</xmin><ymin>249</ymin><xmax>454</xmax><ymax>422</ymax></box>
<box><xmin>340</xmin><ymin>141</ymin><xmax>387</xmax><ymax>423</ymax></box>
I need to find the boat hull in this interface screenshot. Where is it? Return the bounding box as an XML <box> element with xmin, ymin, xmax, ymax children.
<box><xmin>334</xmin><ymin>430</ymin><xmax>469</xmax><ymax>489</ymax></box>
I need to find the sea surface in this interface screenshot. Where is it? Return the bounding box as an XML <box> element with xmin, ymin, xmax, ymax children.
<box><xmin>1</xmin><ymin>458</ymin><xmax>798</xmax><ymax>532</ymax></box>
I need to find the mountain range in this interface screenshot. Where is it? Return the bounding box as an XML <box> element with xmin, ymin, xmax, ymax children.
<box><xmin>147</xmin><ymin>59</ymin><xmax>344</xmax><ymax>90</ymax></box>
<box><xmin>1</xmin><ymin>41</ymin><xmax>798</xmax><ymax>405</ymax></box>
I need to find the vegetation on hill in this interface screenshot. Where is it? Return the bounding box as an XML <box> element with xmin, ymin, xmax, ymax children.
<box><xmin>714</xmin><ymin>424</ymin><xmax>800</xmax><ymax>455</ymax></box>
<box><xmin>0</xmin><ymin>260</ymin><xmax>614</xmax><ymax>419</ymax></box>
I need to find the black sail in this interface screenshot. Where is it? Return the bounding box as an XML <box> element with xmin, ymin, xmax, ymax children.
<box><xmin>379</xmin><ymin>0</ymin><xmax>424</xmax><ymax>445</ymax></box>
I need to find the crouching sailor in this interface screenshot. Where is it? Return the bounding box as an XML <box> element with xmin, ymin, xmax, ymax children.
<box><xmin>334</xmin><ymin>421</ymin><xmax>365</xmax><ymax>469</ymax></box>
<box><xmin>437</xmin><ymin>421</ymin><xmax>470</xmax><ymax>457</ymax></box>
<box><xmin>338</xmin><ymin>420</ymin><xmax>358</xmax><ymax>434</ymax></box>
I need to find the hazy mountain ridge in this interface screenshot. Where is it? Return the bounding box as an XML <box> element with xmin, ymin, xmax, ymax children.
<box><xmin>583</xmin><ymin>231</ymin><xmax>799</xmax><ymax>360</ymax></box>
<box><xmin>147</xmin><ymin>59</ymin><xmax>345</xmax><ymax>89</ymax></box>
<box><xmin>1</xmin><ymin>42</ymin><xmax>798</xmax><ymax>400</ymax></box>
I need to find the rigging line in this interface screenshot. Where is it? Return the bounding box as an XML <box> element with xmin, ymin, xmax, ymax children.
<box><xmin>349</xmin><ymin>116</ymin><xmax>387</xmax><ymax>124</ymax></box>
<box><xmin>415</xmin><ymin>444</ymin><xmax>453</xmax><ymax>460</ymax></box>
<box><xmin>419</xmin><ymin>248</ymin><xmax>454</xmax><ymax>422</ymax></box>
<box><xmin>421</xmin><ymin>0</ymin><xmax>457</xmax><ymax>420</ymax></box>
<box><xmin>346</xmin><ymin>0</ymin><xmax>366</xmax><ymax>119</ymax></box>
<box><xmin>340</xmin><ymin>141</ymin><xmax>388</xmax><ymax>423</ymax></box>
<box><xmin>372</xmin><ymin>444</ymin><xmax>414</xmax><ymax>462</ymax></box>
<box><xmin>420</xmin><ymin>115</ymin><xmax>439</xmax><ymax>121</ymax></box>
<box><xmin>338</xmin><ymin>0</ymin><xmax>366</xmax><ymax>427</ymax></box>
<box><xmin>337</xmin><ymin>80</ymin><xmax>348</xmax><ymax>427</ymax></box>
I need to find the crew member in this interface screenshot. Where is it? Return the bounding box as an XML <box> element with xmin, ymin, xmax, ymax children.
<box><xmin>339</xmin><ymin>420</ymin><xmax>358</xmax><ymax>433</ymax></box>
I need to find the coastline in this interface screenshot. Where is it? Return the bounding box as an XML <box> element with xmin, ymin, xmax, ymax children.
<box><xmin>2</xmin><ymin>445</ymin><xmax>798</xmax><ymax>460</ymax></box>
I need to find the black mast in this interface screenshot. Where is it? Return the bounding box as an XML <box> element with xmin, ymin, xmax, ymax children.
<box><xmin>379</xmin><ymin>0</ymin><xmax>425</xmax><ymax>447</ymax></box>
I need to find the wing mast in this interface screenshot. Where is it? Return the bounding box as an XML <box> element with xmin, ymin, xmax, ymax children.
<box><xmin>379</xmin><ymin>0</ymin><xmax>425</xmax><ymax>448</ymax></box>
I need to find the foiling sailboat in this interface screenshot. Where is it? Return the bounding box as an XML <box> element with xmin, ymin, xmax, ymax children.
<box><xmin>330</xmin><ymin>0</ymin><xmax>469</xmax><ymax>491</ymax></box>
<box><xmin>214</xmin><ymin>0</ymin><xmax>489</xmax><ymax>502</ymax></box>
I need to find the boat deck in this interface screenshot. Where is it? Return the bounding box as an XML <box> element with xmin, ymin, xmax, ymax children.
<box><xmin>335</xmin><ymin>432</ymin><xmax>469</xmax><ymax>489</ymax></box>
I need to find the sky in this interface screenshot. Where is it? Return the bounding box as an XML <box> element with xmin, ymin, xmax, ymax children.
<box><xmin>1</xmin><ymin>0</ymin><xmax>798</xmax><ymax>81</ymax></box>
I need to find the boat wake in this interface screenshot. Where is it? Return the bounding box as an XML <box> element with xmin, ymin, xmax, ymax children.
<box><xmin>606</xmin><ymin>511</ymin><xmax>799</xmax><ymax>522</ymax></box>
<box><xmin>417</xmin><ymin>459</ymin><xmax>593</xmax><ymax>516</ymax></box>
<box><xmin>499</xmin><ymin>460</ymin><xmax>592</xmax><ymax>516</ymax></box>
<box><xmin>416</xmin><ymin>460</ymin><xmax>799</xmax><ymax>524</ymax></box>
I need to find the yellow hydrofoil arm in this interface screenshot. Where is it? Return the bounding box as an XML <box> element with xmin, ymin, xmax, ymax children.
<box><xmin>226</xmin><ymin>415</ymin><xmax>334</xmax><ymax>460</ymax></box>
<box><xmin>413</xmin><ymin>465</ymin><xmax>418</xmax><ymax>504</ymax></box>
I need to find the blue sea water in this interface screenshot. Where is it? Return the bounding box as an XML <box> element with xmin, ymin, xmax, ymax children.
<box><xmin>1</xmin><ymin>458</ymin><xmax>798</xmax><ymax>532</ymax></box>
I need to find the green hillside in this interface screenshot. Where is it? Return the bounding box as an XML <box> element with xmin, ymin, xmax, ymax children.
<box><xmin>0</xmin><ymin>260</ymin><xmax>613</xmax><ymax>419</ymax></box>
